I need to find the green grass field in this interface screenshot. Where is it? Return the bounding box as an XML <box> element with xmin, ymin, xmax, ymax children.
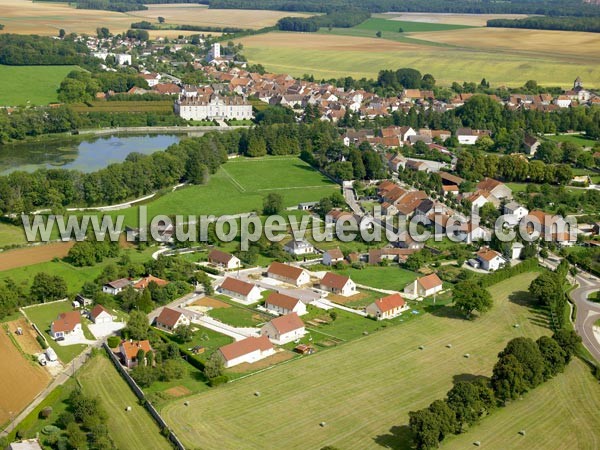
<box><xmin>0</xmin><ymin>222</ymin><xmax>28</xmax><ymax>247</ymax></box>
<box><xmin>23</xmin><ymin>300</ymin><xmax>86</xmax><ymax>363</ymax></box>
<box><xmin>100</xmin><ymin>156</ymin><xmax>338</xmax><ymax>227</ymax></box>
<box><xmin>546</xmin><ymin>134</ymin><xmax>599</xmax><ymax>148</ymax></box>
<box><xmin>334</xmin><ymin>265</ymin><xmax>418</xmax><ymax>291</ymax></box>
<box><xmin>160</xmin><ymin>272</ymin><xmax>592</xmax><ymax>450</ymax></box>
<box><xmin>0</xmin><ymin>65</ymin><xmax>78</xmax><ymax>106</ymax></box>
<box><xmin>207</xmin><ymin>305</ymin><xmax>270</xmax><ymax>328</ymax></box>
<box><xmin>79</xmin><ymin>355</ymin><xmax>172</xmax><ymax>450</ymax></box>
<box><xmin>355</xmin><ymin>17</ymin><xmax>474</xmax><ymax>33</ymax></box>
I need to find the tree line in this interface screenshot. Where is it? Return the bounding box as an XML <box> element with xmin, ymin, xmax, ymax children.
<box><xmin>131</xmin><ymin>20</ymin><xmax>248</xmax><ymax>33</ymax></box>
<box><xmin>209</xmin><ymin>0</ymin><xmax>600</xmax><ymax>17</ymax></box>
<box><xmin>488</xmin><ymin>16</ymin><xmax>600</xmax><ymax>33</ymax></box>
<box><xmin>277</xmin><ymin>9</ymin><xmax>371</xmax><ymax>32</ymax></box>
<box><xmin>57</xmin><ymin>70</ymin><xmax>150</xmax><ymax>103</ymax></box>
<box><xmin>0</xmin><ymin>34</ymin><xmax>90</xmax><ymax>66</ymax></box>
<box><xmin>409</xmin><ymin>329</ymin><xmax>581</xmax><ymax>449</ymax></box>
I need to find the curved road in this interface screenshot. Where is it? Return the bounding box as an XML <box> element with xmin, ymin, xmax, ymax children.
<box><xmin>571</xmin><ymin>272</ymin><xmax>600</xmax><ymax>362</ymax></box>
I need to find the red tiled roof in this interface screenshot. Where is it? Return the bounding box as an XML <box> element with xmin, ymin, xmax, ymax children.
<box><xmin>156</xmin><ymin>307</ymin><xmax>184</xmax><ymax>328</ymax></box>
<box><xmin>372</xmin><ymin>293</ymin><xmax>405</xmax><ymax>313</ymax></box>
<box><xmin>268</xmin><ymin>313</ymin><xmax>304</xmax><ymax>334</ymax></box>
<box><xmin>208</xmin><ymin>249</ymin><xmax>235</xmax><ymax>265</ymax></box>
<box><xmin>477</xmin><ymin>248</ymin><xmax>502</xmax><ymax>262</ymax></box>
<box><xmin>90</xmin><ymin>304</ymin><xmax>110</xmax><ymax>321</ymax></box>
<box><xmin>121</xmin><ymin>340</ymin><xmax>152</xmax><ymax>361</ymax></box>
<box><xmin>267</xmin><ymin>262</ymin><xmax>304</xmax><ymax>281</ymax></box>
<box><xmin>325</xmin><ymin>248</ymin><xmax>344</xmax><ymax>260</ymax></box>
<box><xmin>133</xmin><ymin>275</ymin><xmax>168</xmax><ymax>289</ymax></box>
<box><xmin>52</xmin><ymin>311</ymin><xmax>81</xmax><ymax>333</ymax></box>
<box><xmin>321</xmin><ymin>272</ymin><xmax>351</xmax><ymax>290</ymax></box>
<box><xmin>220</xmin><ymin>277</ymin><xmax>256</xmax><ymax>296</ymax></box>
<box><xmin>417</xmin><ymin>273</ymin><xmax>443</xmax><ymax>290</ymax></box>
<box><xmin>219</xmin><ymin>335</ymin><xmax>273</xmax><ymax>361</ymax></box>
<box><xmin>265</xmin><ymin>292</ymin><xmax>301</xmax><ymax>310</ymax></box>
<box><xmin>477</xmin><ymin>178</ymin><xmax>503</xmax><ymax>192</ymax></box>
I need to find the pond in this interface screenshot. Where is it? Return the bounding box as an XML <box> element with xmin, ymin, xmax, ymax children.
<box><xmin>0</xmin><ymin>133</ymin><xmax>182</xmax><ymax>174</ymax></box>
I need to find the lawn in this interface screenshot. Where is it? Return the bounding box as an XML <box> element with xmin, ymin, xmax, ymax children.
<box><xmin>99</xmin><ymin>156</ymin><xmax>338</xmax><ymax>227</ymax></box>
<box><xmin>79</xmin><ymin>354</ymin><xmax>172</xmax><ymax>450</ymax></box>
<box><xmin>334</xmin><ymin>265</ymin><xmax>419</xmax><ymax>291</ymax></box>
<box><xmin>546</xmin><ymin>134</ymin><xmax>599</xmax><ymax>148</ymax></box>
<box><xmin>23</xmin><ymin>300</ymin><xmax>87</xmax><ymax>363</ymax></box>
<box><xmin>0</xmin><ymin>221</ymin><xmax>28</xmax><ymax>247</ymax></box>
<box><xmin>161</xmin><ymin>272</ymin><xmax>566</xmax><ymax>449</ymax></box>
<box><xmin>207</xmin><ymin>305</ymin><xmax>270</xmax><ymax>328</ymax></box>
<box><xmin>0</xmin><ymin>65</ymin><xmax>79</xmax><ymax>106</ymax></box>
<box><xmin>237</xmin><ymin>31</ymin><xmax>600</xmax><ymax>88</ymax></box>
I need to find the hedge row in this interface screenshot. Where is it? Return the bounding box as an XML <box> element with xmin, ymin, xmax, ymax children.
<box><xmin>479</xmin><ymin>258</ymin><xmax>539</xmax><ymax>288</ymax></box>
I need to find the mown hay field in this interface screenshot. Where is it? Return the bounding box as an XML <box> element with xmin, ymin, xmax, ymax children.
<box><xmin>160</xmin><ymin>272</ymin><xmax>600</xmax><ymax>450</ymax></box>
<box><xmin>238</xmin><ymin>31</ymin><xmax>600</xmax><ymax>88</ymax></box>
<box><xmin>377</xmin><ymin>12</ymin><xmax>532</xmax><ymax>27</ymax></box>
<box><xmin>0</xmin><ymin>65</ymin><xmax>78</xmax><ymax>106</ymax></box>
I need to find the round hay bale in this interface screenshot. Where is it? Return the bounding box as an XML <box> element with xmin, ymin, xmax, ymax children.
<box><xmin>363</xmin><ymin>331</ymin><xmax>369</xmax><ymax>336</ymax></box>
<box><xmin>474</xmin><ymin>441</ymin><xmax>481</xmax><ymax>446</ymax></box>
<box><xmin>464</xmin><ymin>353</ymin><xmax>470</xmax><ymax>358</ymax></box>
<box><xmin>254</xmin><ymin>391</ymin><xmax>260</xmax><ymax>397</ymax></box>
<box><xmin>446</xmin><ymin>344</ymin><xmax>452</xmax><ymax>348</ymax></box>
<box><xmin>184</xmin><ymin>401</ymin><xmax>190</xmax><ymax>407</ymax></box>
<box><xmin>514</xmin><ymin>324</ymin><xmax>520</xmax><ymax>328</ymax></box>
<box><xmin>418</xmin><ymin>345</ymin><xmax>425</xmax><ymax>350</ymax></box>
<box><xmin>320</xmin><ymin>422</ymin><xmax>326</xmax><ymax>427</ymax></box>
<box><xmin>125</xmin><ymin>406</ymin><xmax>132</xmax><ymax>412</ymax></box>
<box><xmin>518</xmin><ymin>430</ymin><xmax>526</xmax><ymax>436</ymax></box>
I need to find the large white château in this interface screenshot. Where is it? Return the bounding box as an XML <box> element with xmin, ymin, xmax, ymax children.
<box><xmin>174</xmin><ymin>93</ymin><xmax>253</xmax><ymax>120</ymax></box>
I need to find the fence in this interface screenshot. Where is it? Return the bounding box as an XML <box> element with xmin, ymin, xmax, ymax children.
<box><xmin>102</xmin><ymin>343</ymin><xmax>186</xmax><ymax>450</ymax></box>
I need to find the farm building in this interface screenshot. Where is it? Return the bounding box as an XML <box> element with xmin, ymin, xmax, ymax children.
<box><xmin>404</xmin><ymin>273</ymin><xmax>443</xmax><ymax>298</ymax></box>
<box><xmin>264</xmin><ymin>292</ymin><xmax>307</xmax><ymax>316</ymax></box>
<box><xmin>119</xmin><ymin>340</ymin><xmax>152</xmax><ymax>369</ymax></box>
<box><xmin>476</xmin><ymin>178</ymin><xmax>512</xmax><ymax>200</ymax></box>
<box><xmin>261</xmin><ymin>313</ymin><xmax>306</xmax><ymax>345</ymax></box>
<box><xmin>366</xmin><ymin>293</ymin><xmax>409</xmax><ymax>320</ymax></box>
<box><xmin>322</xmin><ymin>248</ymin><xmax>344</xmax><ymax>266</ymax></box>
<box><xmin>154</xmin><ymin>307</ymin><xmax>190</xmax><ymax>332</ymax></box>
<box><xmin>218</xmin><ymin>277</ymin><xmax>262</xmax><ymax>304</ymax></box>
<box><xmin>266</xmin><ymin>262</ymin><xmax>310</xmax><ymax>286</ymax></box>
<box><xmin>217</xmin><ymin>335</ymin><xmax>275</xmax><ymax>368</ymax></box>
<box><xmin>103</xmin><ymin>278</ymin><xmax>131</xmax><ymax>295</ymax></box>
<box><xmin>133</xmin><ymin>275</ymin><xmax>169</xmax><ymax>290</ymax></box>
<box><xmin>50</xmin><ymin>311</ymin><xmax>82</xmax><ymax>339</ymax></box>
<box><xmin>208</xmin><ymin>249</ymin><xmax>242</xmax><ymax>270</ymax></box>
<box><xmin>89</xmin><ymin>305</ymin><xmax>113</xmax><ymax>324</ymax></box>
<box><xmin>320</xmin><ymin>272</ymin><xmax>357</xmax><ymax>297</ymax></box>
<box><xmin>283</xmin><ymin>239</ymin><xmax>315</xmax><ymax>256</ymax></box>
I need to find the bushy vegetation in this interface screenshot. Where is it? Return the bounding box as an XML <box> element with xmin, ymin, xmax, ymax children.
<box><xmin>488</xmin><ymin>16</ymin><xmax>600</xmax><ymax>33</ymax></box>
<box><xmin>277</xmin><ymin>9</ymin><xmax>370</xmax><ymax>32</ymax></box>
<box><xmin>0</xmin><ymin>34</ymin><xmax>90</xmax><ymax>66</ymax></box>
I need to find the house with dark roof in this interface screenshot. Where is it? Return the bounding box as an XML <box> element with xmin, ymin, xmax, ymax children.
<box><xmin>322</xmin><ymin>248</ymin><xmax>344</xmax><ymax>266</ymax></box>
<box><xmin>217</xmin><ymin>335</ymin><xmax>275</xmax><ymax>368</ymax></box>
<box><xmin>366</xmin><ymin>293</ymin><xmax>409</xmax><ymax>320</ymax></box>
<box><xmin>102</xmin><ymin>278</ymin><xmax>131</xmax><ymax>295</ymax></box>
<box><xmin>264</xmin><ymin>292</ymin><xmax>307</xmax><ymax>316</ymax></box>
<box><xmin>260</xmin><ymin>313</ymin><xmax>306</xmax><ymax>344</ymax></box>
<box><xmin>283</xmin><ymin>239</ymin><xmax>315</xmax><ymax>256</ymax></box>
<box><xmin>154</xmin><ymin>307</ymin><xmax>190</xmax><ymax>332</ymax></box>
<box><xmin>218</xmin><ymin>277</ymin><xmax>262</xmax><ymax>304</ymax></box>
<box><xmin>320</xmin><ymin>272</ymin><xmax>356</xmax><ymax>297</ymax></box>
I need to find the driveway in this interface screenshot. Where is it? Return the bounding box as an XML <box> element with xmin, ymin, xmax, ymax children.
<box><xmin>55</xmin><ymin>330</ymin><xmax>95</xmax><ymax>346</ymax></box>
<box><xmin>88</xmin><ymin>321</ymin><xmax>126</xmax><ymax>339</ymax></box>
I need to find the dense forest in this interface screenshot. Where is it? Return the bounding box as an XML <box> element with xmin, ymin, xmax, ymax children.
<box><xmin>0</xmin><ymin>34</ymin><xmax>90</xmax><ymax>66</ymax></box>
<box><xmin>72</xmin><ymin>0</ymin><xmax>207</xmax><ymax>12</ymax></box>
<box><xmin>209</xmin><ymin>0</ymin><xmax>600</xmax><ymax>17</ymax></box>
<box><xmin>488</xmin><ymin>16</ymin><xmax>600</xmax><ymax>33</ymax></box>
<box><xmin>277</xmin><ymin>9</ymin><xmax>370</xmax><ymax>32</ymax></box>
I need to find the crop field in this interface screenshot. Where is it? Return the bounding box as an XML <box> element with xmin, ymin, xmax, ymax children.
<box><xmin>377</xmin><ymin>12</ymin><xmax>532</xmax><ymax>27</ymax></box>
<box><xmin>355</xmin><ymin>17</ymin><xmax>473</xmax><ymax>33</ymax></box>
<box><xmin>128</xmin><ymin>5</ymin><xmax>313</xmax><ymax>30</ymax></box>
<box><xmin>0</xmin><ymin>329</ymin><xmax>50</xmax><ymax>427</ymax></box>
<box><xmin>70</xmin><ymin>100</ymin><xmax>174</xmax><ymax>113</ymax></box>
<box><xmin>0</xmin><ymin>65</ymin><xmax>79</xmax><ymax>106</ymax></box>
<box><xmin>160</xmin><ymin>272</ymin><xmax>599</xmax><ymax>450</ymax></box>
<box><xmin>103</xmin><ymin>156</ymin><xmax>338</xmax><ymax>227</ymax></box>
<box><xmin>79</xmin><ymin>355</ymin><xmax>172</xmax><ymax>450</ymax></box>
<box><xmin>238</xmin><ymin>30</ymin><xmax>600</xmax><ymax>87</ymax></box>
<box><xmin>0</xmin><ymin>242</ymin><xmax>74</xmax><ymax>272</ymax></box>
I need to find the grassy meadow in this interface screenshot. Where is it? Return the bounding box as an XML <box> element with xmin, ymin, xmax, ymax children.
<box><xmin>334</xmin><ymin>265</ymin><xmax>418</xmax><ymax>291</ymax></box>
<box><xmin>159</xmin><ymin>272</ymin><xmax>600</xmax><ymax>450</ymax></box>
<box><xmin>0</xmin><ymin>65</ymin><xmax>78</xmax><ymax>106</ymax></box>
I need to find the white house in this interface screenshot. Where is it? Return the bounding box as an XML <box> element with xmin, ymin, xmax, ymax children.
<box><xmin>50</xmin><ymin>311</ymin><xmax>82</xmax><ymax>339</ymax></box>
<box><xmin>476</xmin><ymin>248</ymin><xmax>506</xmax><ymax>271</ymax></box>
<box><xmin>102</xmin><ymin>278</ymin><xmax>131</xmax><ymax>295</ymax></box>
<box><xmin>208</xmin><ymin>249</ymin><xmax>241</xmax><ymax>270</ymax></box>
<box><xmin>260</xmin><ymin>313</ymin><xmax>306</xmax><ymax>345</ymax></box>
<box><xmin>266</xmin><ymin>262</ymin><xmax>310</xmax><ymax>286</ymax></box>
<box><xmin>404</xmin><ymin>273</ymin><xmax>443</xmax><ymax>298</ymax></box>
<box><xmin>219</xmin><ymin>277</ymin><xmax>262</xmax><ymax>304</ymax></box>
<box><xmin>366</xmin><ymin>293</ymin><xmax>409</xmax><ymax>320</ymax></box>
<box><xmin>89</xmin><ymin>305</ymin><xmax>113</xmax><ymax>324</ymax></box>
<box><xmin>283</xmin><ymin>239</ymin><xmax>315</xmax><ymax>256</ymax></box>
<box><xmin>322</xmin><ymin>248</ymin><xmax>344</xmax><ymax>266</ymax></box>
<box><xmin>456</xmin><ymin>128</ymin><xmax>491</xmax><ymax>145</ymax></box>
<box><xmin>218</xmin><ymin>335</ymin><xmax>275</xmax><ymax>368</ymax></box>
<box><xmin>503</xmin><ymin>201</ymin><xmax>529</xmax><ymax>220</ymax></box>
<box><xmin>175</xmin><ymin>94</ymin><xmax>253</xmax><ymax>121</ymax></box>
<box><xmin>154</xmin><ymin>307</ymin><xmax>190</xmax><ymax>332</ymax></box>
<box><xmin>264</xmin><ymin>292</ymin><xmax>307</xmax><ymax>316</ymax></box>
<box><xmin>477</xmin><ymin>178</ymin><xmax>512</xmax><ymax>200</ymax></box>
<box><xmin>511</xmin><ymin>242</ymin><xmax>524</xmax><ymax>260</ymax></box>
<box><xmin>320</xmin><ymin>272</ymin><xmax>357</xmax><ymax>297</ymax></box>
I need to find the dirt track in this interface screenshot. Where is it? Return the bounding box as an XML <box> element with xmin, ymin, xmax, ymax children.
<box><xmin>0</xmin><ymin>242</ymin><xmax>74</xmax><ymax>272</ymax></box>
